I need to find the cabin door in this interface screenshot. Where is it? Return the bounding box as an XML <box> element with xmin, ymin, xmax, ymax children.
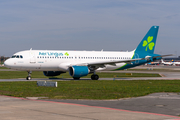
<box><xmin>30</xmin><ymin>51</ymin><xmax>36</xmax><ymax>63</ymax></box>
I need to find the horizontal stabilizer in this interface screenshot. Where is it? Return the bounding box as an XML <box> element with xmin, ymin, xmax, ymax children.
<box><xmin>152</xmin><ymin>54</ymin><xmax>174</xmax><ymax>59</ymax></box>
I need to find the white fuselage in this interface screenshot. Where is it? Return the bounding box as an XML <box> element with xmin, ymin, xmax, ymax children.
<box><xmin>172</xmin><ymin>61</ymin><xmax>180</xmax><ymax>66</ymax></box>
<box><xmin>5</xmin><ymin>50</ymin><xmax>135</xmax><ymax>72</ymax></box>
<box><xmin>161</xmin><ymin>59</ymin><xmax>173</xmax><ymax>66</ymax></box>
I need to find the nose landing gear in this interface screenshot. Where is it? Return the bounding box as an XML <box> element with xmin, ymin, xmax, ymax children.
<box><xmin>26</xmin><ymin>71</ymin><xmax>32</xmax><ymax>80</ymax></box>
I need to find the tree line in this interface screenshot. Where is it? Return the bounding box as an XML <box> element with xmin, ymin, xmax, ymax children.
<box><xmin>0</xmin><ymin>56</ymin><xmax>9</xmax><ymax>63</ymax></box>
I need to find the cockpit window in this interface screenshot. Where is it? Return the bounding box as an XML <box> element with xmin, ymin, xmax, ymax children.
<box><xmin>11</xmin><ymin>55</ymin><xmax>23</xmax><ymax>58</ymax></box>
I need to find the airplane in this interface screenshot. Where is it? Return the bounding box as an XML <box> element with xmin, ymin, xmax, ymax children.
<box><xmin>172</xmin><ymin>59</ymin><xmax>180</xmax><ymax>66</ymax></box>
<box><xmin>4</xmin><ymin>26</ymin><xmax>172</xmax><ymax>80</ymax></box>
<box><xmin>145</xmin><ymin>61</ymin><xmax>160</xmax><ymax>65</ymax></box>
<box><xmin>161</xmin><ymin>59</ymin><xmax>173</xmax><ymax>66</ymax></box>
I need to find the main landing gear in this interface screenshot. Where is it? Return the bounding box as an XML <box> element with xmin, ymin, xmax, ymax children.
<box><xmin>73</xmin><ymin>77</ymin><xmax>80</xmax><ymax>80</ymax></box>
<box><xmin>26</xmin><ymin>71</ymin><xmax>32</xmax><ymax>80</ymax></box>
<box><xmin>91</xmin><ymin>74</ymin><xmax>99</xmax><ymax>80</ymax></box>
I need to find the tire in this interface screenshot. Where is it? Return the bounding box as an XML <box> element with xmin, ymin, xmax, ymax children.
<box><xmin>91</xmin><ymin>75</ymin><xmax>95</xmax><ymax>80</ymax></box>
<box><xmin>91</xmin><ymin>75</ymin><xmax>99</xmax><ymax>80</ymax></box>
<box><xmin>94</xmin><ymin>75</ymin><xmax>99</xmax><ymax>80</ymax></box>
<box><xmin>26</xmin><ymin>76</ymin><xmax>31</xmax><ymax>80</ymax></box>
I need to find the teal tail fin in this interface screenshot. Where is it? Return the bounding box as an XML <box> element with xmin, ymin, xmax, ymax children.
<box><xmin>136</xmin><ymin>26</ymin><xmax>159</xmax><ymax>54</ymax></box>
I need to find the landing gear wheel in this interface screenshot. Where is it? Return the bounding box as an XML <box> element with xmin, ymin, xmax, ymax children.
<box><xmin>26</xmin><ymin>76</ymin><xmax>31</xmax><ymax>80</ymax></box>
<box><xmin>73</xmin><ymin>77</ymin><xmax>80</xmax><ymax>80</ymax></box>
<box><xmin>94</xmin><ymin>75</ymin><xmax>99</xmax><ymax>80</ymax></box>
<box><xmin>91</xmin><ymin>74</ymin><xmax>99</xmax><ymax>80</ymax></box>
<box><xmin>26</xmin><ymin>71</ymin><xmax>32</xmax><ymax>80</ymax></box>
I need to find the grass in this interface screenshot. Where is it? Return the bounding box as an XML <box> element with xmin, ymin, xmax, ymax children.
<box><xmin>0</xmin><ymin>71</ymin><xmax>161</xmax><ymax>79</ymax></box>
<box><xmin>0</xmin><ymin>67</ymin><xmax>8</xmax><ymax>69</ymax></box>
<box><xmin>0</xmin><ymin>71</ymin><xmax>47</xmax><ymax>79</ymax></box>
<box><xmin>0</xmin><ymin>80</ymin><xmax>179</xmax><ymax>99</ymax></box>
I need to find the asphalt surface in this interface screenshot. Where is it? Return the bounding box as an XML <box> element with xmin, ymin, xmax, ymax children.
<box><xmin>46</xmin><ymin>93</ymin><xmax>180</xmax><ymax>116</ymax></box>
<box><xmin>0</xmin><ymin>95</ymin><xmax>180</xmax><ymax>120</ymax></box>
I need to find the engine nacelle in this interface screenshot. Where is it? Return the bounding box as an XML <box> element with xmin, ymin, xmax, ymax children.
<box><xmin>69</xmin><ymin>66</ymin><xmax>90</xmax><ymax>78</ymax></box>
<box><xmin>43</xmin><ymin>71</ymin><xmax>65</xmax><ymax>76</ymax></box>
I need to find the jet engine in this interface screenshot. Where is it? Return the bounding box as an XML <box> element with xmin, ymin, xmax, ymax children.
<box><xmin>69</xmin><ymin>66</ymin><xmax>90</xmax><ymax>79</ymax></box>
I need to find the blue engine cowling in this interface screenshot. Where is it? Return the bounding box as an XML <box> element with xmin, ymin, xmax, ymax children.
<box><xmin>69</xmin><ymin>66</ymin><xmax>90</xmax><ymax>78</ymax></box>
<box><xmin>43</xmin><ymin>71</ymin><xmax>65</xmax><ymax>76</ymax></box>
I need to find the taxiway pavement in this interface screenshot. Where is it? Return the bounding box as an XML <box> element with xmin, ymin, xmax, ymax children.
<box><xmin>0</xmin><ymin>95</ymin><xmax>180</xmax><ymax>120</ymax></box>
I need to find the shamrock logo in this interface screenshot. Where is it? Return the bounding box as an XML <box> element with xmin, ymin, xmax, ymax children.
<box><xmin>65</xmin><ymin>52</ymin><xmax>69</xmax><ymax>56</ymax></box>
<box><xmin>142</xmin><ymin>36</ymin><xmax>155</xmax><ymax>51</ymax></box>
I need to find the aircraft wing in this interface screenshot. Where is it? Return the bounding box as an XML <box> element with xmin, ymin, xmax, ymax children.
<box><xmin>87</xmin><ymin>54</ymin><xmax>173</xmax><ymax>66</ymax></box>
<box><xmin>80</xmin><ymin>58</ymin><xmax>143</xmax><ymax>66</ymax></box>
<box><xmin>72</xmin><ymin>54</ymin><xmax>174</xmax><ymax>67</ymax></box>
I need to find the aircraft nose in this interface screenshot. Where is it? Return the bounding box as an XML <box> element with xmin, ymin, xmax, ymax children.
<box><xmin>4</xmin><ymin>59</ymin><xmax>13</xmax><ymax>68</ymax></box>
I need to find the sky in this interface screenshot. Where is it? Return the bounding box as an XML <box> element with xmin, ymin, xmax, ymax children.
<box><xmin>0</xmin><ymin>0</ymin><xmax>180</xmax><ymax>56</ymax></box>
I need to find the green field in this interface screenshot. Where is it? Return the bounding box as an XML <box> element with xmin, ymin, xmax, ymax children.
<box><xmin>0</xmin><ymin>80</ymin><xmax>179</xmax><ymax>99</ymax></box>
<box><xmin>0</xmin><ymin>67</ymin><xmax>8</xmax><ymax>69</ymax></box>
<box><xmin>0</xmin><ymin>71</ymin><xmax>161</xmax><ymax>79</ymax></box>
<box><xmin>0</xmin><ymin>69</ymin><xmax>176</xmax><ymax>100</ymax></box>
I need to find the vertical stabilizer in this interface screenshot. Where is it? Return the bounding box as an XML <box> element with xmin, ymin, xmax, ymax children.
<box><xmin>136</xmin><ymin>26</ymin><xmax>159</xmax><ymax>54</ymax></box>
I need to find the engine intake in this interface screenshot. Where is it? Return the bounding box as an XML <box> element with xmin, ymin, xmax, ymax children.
<box><xmin>69</xmin><ymin>66</ymin><xmax>90</xmax><ymax>78</ymax></box>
